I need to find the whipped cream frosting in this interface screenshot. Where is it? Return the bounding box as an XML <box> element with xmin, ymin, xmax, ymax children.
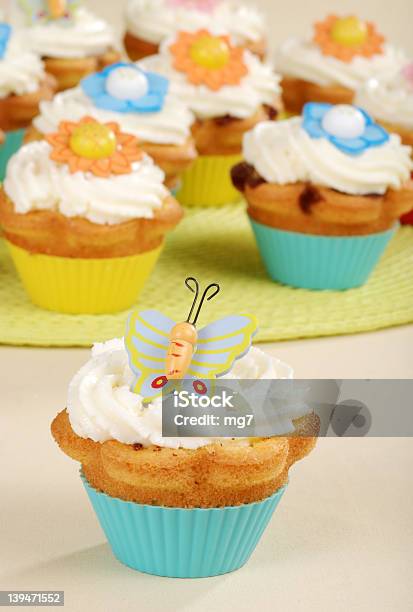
<box><xmin>126</xmin><ymin>0</ymin><xmax>265</xmax><ymax>46</ymax></box>
<box><xmin>355</xmin><ymin>73</ymin><xmax>413</xmax><ymax>129</ymax></box>
<box><xmin>243</xmin><ymin>118</ymin><xmax>412</xmax><ymax>195</ymax></box>
<box><xmin>25</xmin><ymin>7</ymin><xmax>116</xmax><ymax>59</ymax></box>
<box><xmin>67</xmin><ymin>338</ymin><xmax>307</xmax><ymax>448</ymax></box>
<box><xmin>139</xmin><ymin>40</ymin><xmax>280</xmax><ymax>120</ymax></box>
<box><xmin>33</xmin><ymin>86</ymin><xmax>194</xmax><ymax>146</ymax></box>
<box><xmin>0</xmin><ymin>31</ymin><xmax>46</xmax><ymax>98</ymax></box>
<box><xmin>276</xmin><ymin>37</ymin><xmax>406</xmax><ymax>90</ymax></box>
<box><xmin>4</xmin><ymin>141</ymin><xmax>168</xmax><ymax>224</ymax></box>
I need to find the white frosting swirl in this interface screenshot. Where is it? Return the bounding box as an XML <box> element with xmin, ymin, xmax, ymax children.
<box><xmin>243</xmin><ymin>118</ymin><xmax>412</xmax><ymax>195</ymax></box>
<box><xmin>139</xmin><ymin>40</ymin><xmax>280</xmax><ymax>120</ymax></box>
<box><xmin>25</xmin><ymin>7</ymin><xmax>116</xmax><ymax>59</ymax></box>
<box><xmin>0</xmin><ymin>31</ymin><xmax>46</xmax><ymax>98</ymax></box>
<box><xmin>355</xmin><ymin>73</ymin><xmax>413</xmax><ymax>129</ymax></box>
<box><xmin>67</xmin><ymin>338</ymin><xmax>307</xmax><ymax>448</ymax></box>
<box><xmin>126</xmin><ymin>0</ymin><xmax>265</xmax><ymax>46</ymax></box>
<box><xmin>4</xmin><ymin>141</ymin><xmax>168</xmax><ymax>224</ymax></box>
<box><xmin>276</xmin><ymin>37</ymin><xmax>406</xmax><ymax>90</ymax></box>
<box><xmin>33</xmin><ymin>86</ymin><xmax>194</xmax><ymax>145</ymax></box>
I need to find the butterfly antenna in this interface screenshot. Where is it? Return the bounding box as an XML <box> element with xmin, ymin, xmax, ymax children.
<box><xmin>185</xmin><ymin>277</ymin><xmax>200</xmax><ymax>323</ymax></box>
<box><xmin>192</xmin><ymin>283</ymin><xmax>220</xmax><ymax>326</ymax></box>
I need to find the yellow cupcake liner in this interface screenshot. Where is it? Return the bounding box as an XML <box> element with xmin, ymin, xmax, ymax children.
<box><xmin>6</xmin><ymin>241</ymin><xmax>162</xmax><ymax>315</ymax></box>
<box><xmin>177</xmin><ymin>153</ymin><xmax>242</xmax><ymax>207</ymax></box>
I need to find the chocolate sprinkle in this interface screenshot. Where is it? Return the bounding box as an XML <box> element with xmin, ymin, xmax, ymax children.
<box><xmin>132</xmin><ymin>443</ymin><xmax>143</xmax><ymax>451</ymax></box>
<box><xmin>231</xmin><ymin>162</ymin><xmax>265</xmax><ymax>192</ymax></box>
<box><xmin>299</xmin><ymin>184</ymin><xmax>322</xmax><ymax>214</ymax></box>
<box><xmin>214</xmin><ymin>114</ymin><xmax>238</xmax><ymax>126</ymax></box>
<box><xmin>263</xmin><ymin>104</ymin><xmax>278</xmax><ymax>120</ymax></box>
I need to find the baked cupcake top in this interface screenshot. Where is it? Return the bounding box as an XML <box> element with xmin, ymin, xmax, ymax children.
<box><xmin>22</xmin><ymin>5</ymin><xmax>116</xmax><ymax>59</ymax></box>
<box><xmin>0</xmin><ymin>24</ymin><xmax>46</xmax><ymax>98</ymax></box>
<box><xmin>4</xmin><ymin>117</ymin><xmax>169</xmax><ymax>224</ymax></box>
<box><xmin>276</xmin><ymin>15</ymin><xmax>406</xmax><ymax>90</ymax></box>
<box><xmin>126</xmin><ymin>0</ymin><xmax>266</xmax><ymax>48</ymax></box>
<box><xmin>33</xmin><ymin>62</ymin><xmax>194</xmax><ymax>146</ymax></box>
<box><xmin>139</xmin><ymin>29</ymin><xmax>279</xmax><ymax>120</ymax></box>
<box><xmin>241</xmin><ymin>104</ymin><xmax>412</xmax><ymax>195</ymax></box>
<box><xmin>355</xmin><ymin>64</ymin><xmax>413</xmax><ymax>130</ymax></box>
<box><xmin>67</xmin><ymin>337</ymin><xmax>306</xmax><ymax>448</ymax></box>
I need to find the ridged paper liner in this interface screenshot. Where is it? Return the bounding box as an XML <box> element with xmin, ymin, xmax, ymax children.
<box><xmin>0</xmin><ymin>129</ymin><xmax>25</xmax><ymax>181</ymax></box>
<box><xmin>7</xmin><ymin>241</ymin><xmax>162</xmax><ymax>314</ymax></box>
<box><xmin>82</xmin><ymin>474</ymin><xmax>286</xmax><ymax>578</ymax></box>
<box><xmin>177</xmin><ymin>154</ymin><xmax>242</xmax><ymax>207</ymax></box>
<box><xmin>250</xmin><ymin>220</ymin><xmax>397</xmax><ymax>290</ymax></box>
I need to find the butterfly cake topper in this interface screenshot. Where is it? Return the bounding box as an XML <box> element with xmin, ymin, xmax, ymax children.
<box><xmin>18</xmin><ymin>0</ymin><xmax>80</xmax><ymax>24</ymax></box>
<box><xmin>126</xmin><ymin>277</ymin><xmax>258</xmax><ymax>402</ymax></box>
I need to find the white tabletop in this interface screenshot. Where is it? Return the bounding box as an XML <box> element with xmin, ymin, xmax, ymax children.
<box><xmin>1</xmin><ymin>326</ymin><xmax>412</xmax><ymax>611</ymax></box>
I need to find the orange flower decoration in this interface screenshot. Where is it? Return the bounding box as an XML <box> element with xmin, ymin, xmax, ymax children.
<box><xmin>170</xmin><ymin>29</ymin><xmax>248</xmax><ymax>91</ymax></box>
<box><xmin>313</xmin><ymin>15</ymin><xmax>385</xmax><ymax>62</ymax></box>
<box><xmin>45</xmin><ymin>116</ymin><xmax>143</xmax><ymax>178</ymax></box>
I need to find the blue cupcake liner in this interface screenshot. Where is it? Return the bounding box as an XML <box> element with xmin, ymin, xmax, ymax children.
<box><xmin>250</xmin><ymin>219</ymin><xmax>397</xmax><ymax>290</ymax></box>
<box><xmin>0</xmin><ymin>129</ymin><xmax>25</xmax><ymax>181</ymax></box>
<box><xmin>81</xmin><ymin>474</ymin><xmax>287</xmax><ymax>578</ymax></box>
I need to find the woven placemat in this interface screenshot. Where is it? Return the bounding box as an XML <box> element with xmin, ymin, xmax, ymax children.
<box><xmin>0</xmin><ymin>204</ymin><xmax>412</xmax><ymax>347</ymax></box>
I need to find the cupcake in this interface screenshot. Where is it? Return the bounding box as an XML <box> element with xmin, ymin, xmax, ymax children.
<box><xmin>355</xmin><ymin>63</ymin><xmax>413</xmax><ymax>149</ymax></box>
<box><xmin>20</xmin><ymin>2</ymin><xmax>120</xmax><ymax>92</ymax></box>
<box><xmin>24</xmin><ymin>62</ymin><xmax>197</xmax><ymax>190</ymax></box>
<box><xmin>51</xmin><ymin>296</ymin><xmax>318</xmax><ymax>577</ymax></box>
<box><xmin>124</xmin><ymin>0</ymin><xmax>267</xmax><ymax>62</ymax></box>
<box><xmin>140</xmin><ymin>28</ymin><xmax>281</xmax><ymax>206</ymax></box>
<box><xmin>0</xmin><ymin>116</ymin><xmax>183</xmax><ymax>313</ymax></box>
<box><xmin>276</xmin><ymin>14</ymin><xmax>406</xmax><ymax>115</ymax></box>
<box><xmin>0</xmin><ymin>23</ymin><xmax>56</xmax><ymax>178</ymax></box>
<box><xmin>231</xmin><ymin>103</ymin><xmax>413</xmax><ymax>290</ymax></box>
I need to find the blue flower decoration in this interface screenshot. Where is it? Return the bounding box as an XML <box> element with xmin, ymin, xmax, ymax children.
<box><xmin>302</xmin><ymin>102</ymin><xmax>389</xmax><ymax>156</ymax></box>
<box><xmin>81</xmin><ymin>62</ymin><xmax>169</xmax><ymax>114</ymax></box>
<box><xmin>0</xmin><ymin>24</ymin><xmax>11</xmax><ymax>60</ymax></box>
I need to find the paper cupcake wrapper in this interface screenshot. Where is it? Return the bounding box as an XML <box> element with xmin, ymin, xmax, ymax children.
<box><xmin>81</xmin><ymin>474</ymin><xmax>286</xmax><ymax>578</ymax></box>
<box><xmin>177</xmin><ymin>154</ymin><xmax>242</xmax><ymax>207</ymax></box>
<box><xmin>6</xmin><ymin>241</ymin><xmax>162</xmax><ymax>314</ymax></box>
<box><xmin>0</xmin><ymin>129</ymin><xmax>25</xmax><ymax>181</ymax></box>
<box><xmin>250</xmin><ymin>220</ymin><xmax>397</xmax><ymax>290</ymax></box>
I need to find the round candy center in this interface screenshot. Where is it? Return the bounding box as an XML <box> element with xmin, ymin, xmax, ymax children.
<box><xmin>321</xmin><ymin>105</ymin><xmax>366</xmax><ymax>139</ymax></box>
<box><xmin>330</xmin><ymin>16</ymin><xmax>367</xmax><ymax>47</ymax></box>
<box><xmin>69</xmin><ymin>123</ymin><xmax>117</xmax><ymax>160</ymax></box>
<box><xmin>190</xmin><ymin>35</ymin><xmax>230</xmax><ymax>69</ymax></box>
<box><xmin>105</xmin><ymin>66</ymin><xmax>149</xmax><ymax>100</ymax></box>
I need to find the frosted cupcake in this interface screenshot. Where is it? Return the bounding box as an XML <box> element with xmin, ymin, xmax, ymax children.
<box><xmin>0</xmin><ymin>116</ymin><xmax>183</xmax><ymax>313</ymax></box>
<box><xmin>276</xmin><ymin>14</ymin><xmax>406</xmax><ymax>114</ymax></box>
<box><xmin>124</xmin><ymin>0</ymin><xmax>267</xmax><ymax>62</ymax></box>
<box><xmin>25</xmin><ymin>62</ymin><xmax>197</xmax><ymax>189</ymax></box>
<box><xmin>0</xmin><ymin>23</ymin><xmax>56</xmax><ymax>177</ymax></box>
<box><xmin>20</xmin><ymin>2</ymin><xmax>120</xmax><ymax>91</ymax></box>
<box><xmin>52</xmin><ymin>304</ymin><xmax>318</xmax><ymax>577</ymax></box>
<box><xmin>140</xmin><ymin>28</ymin><xmax>281</xmax><ymax>206</ymax></box>
<box><xmin>355</xmin><ymin>63</ymin><xmax>413</xmax><ymax>150</ymax></box>
<box><xmin>231</xmin><ymin>103</ymin><xmax>413</xmax><ymax>289</ymax></box>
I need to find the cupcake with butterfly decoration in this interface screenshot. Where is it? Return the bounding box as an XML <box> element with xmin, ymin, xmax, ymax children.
<box><xmin>52</xmin><ymin>277</ymin><xmax>318</xmax><ymax>578</ymax></box>
<box><xmin>19</xmin><ymin>0</ymin><xmax>120</xmax><ymax>91</ymax></box>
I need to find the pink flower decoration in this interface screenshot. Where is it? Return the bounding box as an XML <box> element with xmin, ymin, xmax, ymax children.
<box><xmin>402</xmin><ymin>62</ymin><xmax>413</xmax><ymax>89</ymax></box>
<box><xmin>166</xmin><ymin>0</ymin><xmax>220</xmax><ymax>13</ymax></box>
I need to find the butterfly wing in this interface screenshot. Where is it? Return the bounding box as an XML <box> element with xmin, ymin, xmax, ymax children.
<box><xmin>125</xmin><ymin>309</ymin><xmax>175</xmax><ymax>400</ymax></box>
<box><xmin>188</xmin><ymin>314</ymin><xmax>258</xmax><ymax>379</ymax></box>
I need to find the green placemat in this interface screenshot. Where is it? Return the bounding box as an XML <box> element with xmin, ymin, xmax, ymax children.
<box><xmin>0</xmin><ymin>205</ymin><xmax>412</xmax><ymax>346</ymax></box>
